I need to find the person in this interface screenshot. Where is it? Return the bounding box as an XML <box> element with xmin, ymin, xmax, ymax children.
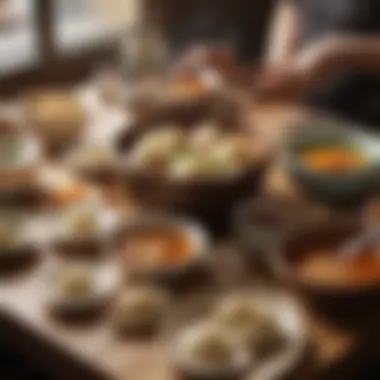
<box><xmin>171</xmin><ymin>0</ymin><xmax>380</xmax><ymax>129</ymax></box>
<box><xmin>256</xmin><ymin>0</ymin><xmax>380</xmax><ymax>128</ymax></box>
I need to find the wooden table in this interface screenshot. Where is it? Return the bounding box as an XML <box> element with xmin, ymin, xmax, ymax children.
<box><xmin>0</xmin><ymin>94</ymin><xmax>379</xmax><ymax>380</ymax></box>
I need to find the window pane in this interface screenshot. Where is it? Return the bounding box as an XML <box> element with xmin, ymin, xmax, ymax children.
<box><xmin>0</xmin><ymin>0</ymin><xmax>38</xmax><ymax>75</ymax></box>
<box><xmin>54</xmin><ymin>0</ymin><xmax>130</xmax><ymax>54</ymax></box>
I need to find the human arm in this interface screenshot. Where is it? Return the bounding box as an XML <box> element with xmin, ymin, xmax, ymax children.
<box><xmin>265</xmin><ymin>0</ymin><xmax>300</xmax><ymax>64</ymax></box>
<box><xmin>256</xmin><ymin>35</ymin><xmax>380</xmax><ymax>101</ymax></box>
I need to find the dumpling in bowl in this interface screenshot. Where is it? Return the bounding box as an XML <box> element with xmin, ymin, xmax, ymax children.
<box><xmin>61</xmin><ymin>208</ymin><xmax>100</xmax><ymax>240</ymax></box>
<box><xmin>214</xmin><ymin>295</ymin><xmax>285</xmax><ymax>356</ymax></box>
<box><xmin>110</xmin><ymin>286</ymin><xmax>167</xmax><ymax>334</ymax></box>
<box><xmin>174</xmin><ymin>321</ymin><xmax>250</xmax><ymax>378</ymax></box>
<box><xmin>67</xmin><ymin>145</ymin><xmax>116</xmax><ymax>175</ymax></box>
<box><xmin>0</xmin><ymin>216</ymin><xmax>27</xmax><ymax>254</ymax></box>
<box><xmin>129</xmin><ymin>127</ymin><xmax>185</xmax><ymax>171</ymax></box>
<box><xmin>48</xmin><ymin>264</ymin><xmax>114</xmax><ymax>316</ymax></box>
<box><xmin>190</xmin><ymin>122</ymin><xmax>221</xmax><ymax>152</ymax></box>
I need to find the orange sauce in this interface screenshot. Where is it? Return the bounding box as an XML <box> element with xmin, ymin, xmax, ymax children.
<box><xmin>300</xmin><ymin>147</ymin><xmax>366</xmax><ymax>173</ymax></box>
<box><xmin>123</xmin><ymin>228</ymin><xmax>194</xmax><ymax>270</ymax></box>
<box><xmin>296</xmin><ymin>249</ymin><xmax>380</xmax><ymax>287</ymax></box>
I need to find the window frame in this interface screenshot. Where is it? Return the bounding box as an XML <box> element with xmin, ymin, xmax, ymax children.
<box><xmin>0</xmin><ymin>0</ymin><xmax>121</xmax><ymax>96</ymax></box>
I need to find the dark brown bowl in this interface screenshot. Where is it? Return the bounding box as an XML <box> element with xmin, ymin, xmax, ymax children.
<box><xmin>117</xmin><ymin>94</ymin><xmax>270</xmax><ymax>227</ymax></box>
<box><xmin>271</xmin><ymin>214</ymin><xmax>380</xmax><ymax>328</ymax></box>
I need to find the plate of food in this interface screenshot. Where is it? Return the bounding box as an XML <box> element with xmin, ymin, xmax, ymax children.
<box><xmin>172</xmin><ymin>290</ymin><xmax>307</xmax><ymax>380</ymax></box>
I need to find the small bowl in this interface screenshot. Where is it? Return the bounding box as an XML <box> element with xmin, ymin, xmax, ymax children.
<box><xmin>283</xmin><ymin>125</ymin><xmax>378</xmax><ymax>207</ymax></box>
<box><xmin>116</xmin><ymin>214</ymin><xmax>211</xmax><ymax>283</ymax></box>
<box><xmin>0</xmin><ymin>134</ymin><xmax>42</xmax><ymax>193</ymax></box>
<box><xmin>0</xmin><ymin>212</ymin><xmax>44</xmax><ymax>269</ymax></box>
<box><xmin>234</xmin><ymin>198</ymin><xmax>305</xmax><ymax>267</ymax></box>
<box><xmin>46</xmin><ymin>261</ymin><xmax>119</xmax><ymax>319</ymax></box>
<box><xmin>51</xmin><ymin>201</ymin><xmax>120</xmax><ymax>257</ymax></box>
<box><xmin>270</xmin><ymin>214</ymin><xmax>380</xmax><ymax>326</ymax></box>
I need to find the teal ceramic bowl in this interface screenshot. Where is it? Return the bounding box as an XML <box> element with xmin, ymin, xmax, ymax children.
<box><xmin>283</xmin><ymin>126</ymin><xmax>379</xmax><ymax>207</ymax></box>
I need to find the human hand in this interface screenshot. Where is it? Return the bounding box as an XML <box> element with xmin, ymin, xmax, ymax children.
<box><xmin>173</xmin><ymin>45</ymin><xmax>257</xmax><ymax>88</ymax></box>
<box><xmin>255</xmin><ymin>37</ymin><xmax>349</xmax><ymax>101</ymax></box>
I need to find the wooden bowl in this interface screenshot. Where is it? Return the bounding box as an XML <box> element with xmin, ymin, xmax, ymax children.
<box><xmin>117</xmin><ymin>94</ymin><xmax>270</xmax><ymax>227</ymax></box>
<box><xmin>270</xmin><ymin>214</ymin><xmax>380</xmax><ymax>327</ymax></box>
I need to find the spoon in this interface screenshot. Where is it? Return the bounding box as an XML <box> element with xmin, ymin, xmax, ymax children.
<box><xmin>341</xmin><ymin>201</ymin><xmax>380</xmax><ymax>260</ymax></box>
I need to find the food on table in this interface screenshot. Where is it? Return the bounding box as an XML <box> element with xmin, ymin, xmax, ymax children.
<box><xmin>56</xmin><ymin>266</ymin><xmax>94</xmax><ymax>299</ymax></box>
<box><xmin>174</xmin><ymin>322</ymin><xmax>249</xmax><ymax>377</ymax></box>
<box><xmin>48</xmin><ymin>264</ymin><xmax>109</xmax><ymax>315</ymax></box>
<box><xmin>168</xmin><ymin>75</ymin><xmax>209</xmax><ymax>99</ymax></box>
<box><xmin>39</xmin><ymin>169</ymin><xmax>91</xmax><ymax>206</ymax></box>
<box><xmin>0</xmin><ymin>134</ymin><xmax>41</xmax><ymax>191</ymax></box>
<box><xmin>128</xmin><ymin>122</ymin><xmax>257</xmax><ymax>179</ymax></box>
<box><xmin>214</xmin><ymin>295</ymin><xmax>285</xmax><ymax>356</ymax></box>
<box><xmin>110</xmin><ymin>286</ymin><xmax>167</xmax><ymax>334</ymax></box>
<box><xmin>122</xmin><ymin>226</ymin><xmax>196</xmax><ymax>272</ymax></box>
<box><xmin>189</xmin><ymin>123</ymin><xmax>220</xmax><ymax>151</ymax></box>
<box><xmin>299</xmin><ymin>146</ymin><xmax>366</xmax><ymax>173</ymax></box>
<box><xmin>0</xmin><ymin>216</ymin><xmax>27</xmax><ymax>252</ymax></box>
<box><xmin>67</xmin><ymin>145</ymin><xmax>116</xmax><ymax>172</ymax></box>
<box><xmin>26</xmin><ymin>90</ymin><xmax>85</xmax><ymax>147</ymax></box>
<box><xmin>129</xmin><ymin>127</ymin><xmax>185</xmax><ymax>171</ymax></box>
<box><xmin>296</xmin><ymin>248</ymin><xmax>380</xmax><ymax>287</ymax></box>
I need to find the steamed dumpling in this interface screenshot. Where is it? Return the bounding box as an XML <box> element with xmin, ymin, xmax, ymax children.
<box><xmin>60</xmin><ymin>207</ymin><xmax>100</xmax><ymax>240</ymax></box>
<box><xmin>55</xmin><ymin>266</ymin><xmax>94</xmax><ymax>299</ymax></box>
<box><xmin>190</xmin><ymin>122</ymin><xmax>220</xmax><ymax>152</ymax></box>
<box><xmin>215</xmin><ymin>296</ymin><xmax>284</xmax><ymax>355</ymax></box>
<box><xmin>130</xmin><ymin>127</ymin><xmax>185</xmax><ymax>170</ymax></box>
<box><xmin>69</xmin><ymin>145</ymin><xmax>114</xmax><ymax>170</ymax></box>
<box><xmin>111</xmin><ymin>287</ymin><xmax>167</xmax><ymax>333</ymax></box>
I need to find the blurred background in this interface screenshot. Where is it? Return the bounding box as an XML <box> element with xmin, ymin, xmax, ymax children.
<box><xmin>0</xmin><ymin>0</ymin><xmax>275</xmax><ymax>96</ymax></box>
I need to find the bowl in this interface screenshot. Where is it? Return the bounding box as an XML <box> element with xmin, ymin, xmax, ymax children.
<box><xmin>233</xmin><ymin>197</ymin><xmax>310</xmax><ymax>270</ymax></box>
<box><xmin>270</xmin><ymin>214</ymin><xmax>380</xmax><ymax>327</ymax></box>
<box><xmin>0</xmin><ymin>134</ymin><xmax>42</xmax><ymax>201</ymax></box>
<box><xmin>283</xmin><ymin>125</ymin><xmax>378</xmax><ymax>207</ymax></box>
<box><xmin>115</xmin><ymin>214</ymin><xmax>211</xmax><ymax>283</ymax></box>
<box><xmin>117</xmin><ymin>94</ymin><xmax>270</xmax><ymax>226</ymax></box>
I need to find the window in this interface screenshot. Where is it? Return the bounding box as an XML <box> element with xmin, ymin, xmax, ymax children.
<box><xmin>0</xmin><ymin>0</ymin><xmax>38</xmax><ymax>74</ymax></box>
<box><xmin>54</xmin><ymin>0</ymin><xmax>128</xmax><ymax>54</ymax></box>
<box><xmin>0</xmin><ymin>0</ymin><xmax>131</xmax><ymax>77</ymax></box>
